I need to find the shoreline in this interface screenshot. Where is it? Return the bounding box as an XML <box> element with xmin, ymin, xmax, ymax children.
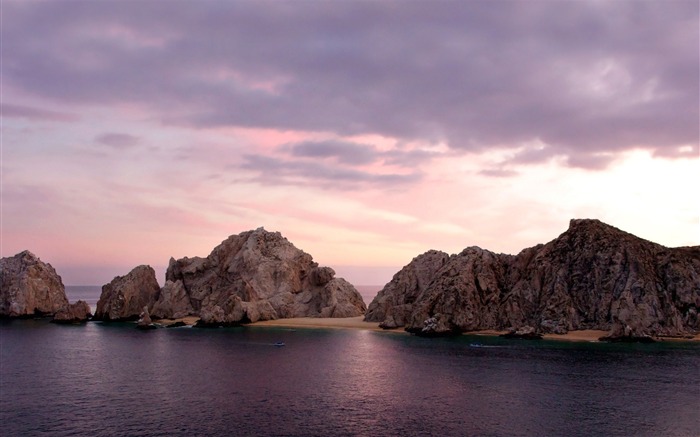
<box><xmin>152</xmin><ymin>316</ymin><xmax>700</xmax><ymax>343</ymax></box>
<box><xmin>246</xmin><ymin>315</ymin><xmax>405</xmax><ymax>333</ymax></box>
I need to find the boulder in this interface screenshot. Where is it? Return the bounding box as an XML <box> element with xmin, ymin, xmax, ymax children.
<box><xmin>366</xmin><ymin>219</ymin><xmax>700</xmax><ymax>339</ymax></box>
<box><xmin>500</xmin><ymin>326</ymin><xmax>543</xmax><ymax>340</ymax></box>
<box><xmin>405</xmin><ymin>314</ymin><xmax>461</xmax><ymax>337</ymax></box>
<box><xmin>136</xmin><ymin>306</ymin><xmax>156</xmax><ymax>330</ymax></box>
<box><xmin>52</xmin><ymin>301</ymin><xmax>92</xmax><ymax>324</ymax></box>
<box><xmin>0</xmin><ymin>251</ymin><xmax>69</xmax><ymax>317</ymax></box>
<box><xmin>93</xmin><ymin>265</ymin><xmax>161</xmax><ymax>321</ymax></box>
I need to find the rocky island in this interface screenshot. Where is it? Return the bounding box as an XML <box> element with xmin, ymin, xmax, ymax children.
<box><xmin>94</xmin><ymin>227</ymin><xmax>367</xmax><ymax>326</ymax></box>
<box><xmin>365</xmin><ymin>219</ymin><xmax>700</xmax><ymax>341</ymax></box>
<box><xmin>0</xmin><ymin>250</ymin><xmax>91</xmax><ymax>323</ymax></box>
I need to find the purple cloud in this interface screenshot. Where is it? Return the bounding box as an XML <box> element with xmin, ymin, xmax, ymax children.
<box><xmin>286</xmin><ymin>140</ymin><xmax>378</xmax><ymax>166</ymax></box>
<box><xmin>95</xmin><ymin>132</ymin><xmax>140</xmax><ymax>149</ymax></box>
<box><xmin>240</xmin><ymin>153</ymin><xmax>421</xmax><ymax>190</ymax></box>
<box><xmin>1</xmin><ymin>103</ymin><xmax>77</xmax><ymax>122</ymax></box>
<box><xmin>2</xmin><ymin>0</ymin><xmax>697</xmax><ymax>168</ymax></box>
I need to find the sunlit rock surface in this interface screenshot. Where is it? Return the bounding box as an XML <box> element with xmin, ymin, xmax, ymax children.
<box><xmin>0</xmin><ymin>251</ymin><xmax>69</xmax><ymax>317</ymax></box>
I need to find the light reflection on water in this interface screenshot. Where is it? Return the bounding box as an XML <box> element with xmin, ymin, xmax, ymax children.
<box><xmin>1</xmin><ymin>319</ymin><xmax>699</xmax><ymax>437</ymax></box>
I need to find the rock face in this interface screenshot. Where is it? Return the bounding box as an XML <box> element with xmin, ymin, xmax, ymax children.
<box><xmin>161</xmin><ymin>228</ymin><xmax>366</xmax><ymax>326</ymax></box>
<box><xmin>365</xmin><ymin>250</ymin><xmax>450</xmax><ymax>329</ymax></box>
<box><xmin>52</xmin><ymin>301</ymin><xmax>92</xmax><ymax>324</ymax></box>
<box><xmin>365</xmin><ymin>219</ymin><xmax>700</xmax><ymax>339</ymax></box>
<box><xmin>96</xmin><ymin>228</ymin><xmax>367</xmax><ymax>324</ymax></box>
<box><xmin>93</xmin><ymin>265</ymin><xmax>161</xmax><ymax>321</ymax></box>
<box><xmin>0</xmin><ymin>251</ymin><xmax>69</xmax><ymax>317</ymax></box>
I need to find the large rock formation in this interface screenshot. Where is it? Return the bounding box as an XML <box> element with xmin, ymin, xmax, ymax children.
<box><xmin>93</xmin><ymin>265</ymin><xmax>161</xmax><ymax>321</ymax></box>
<box><xmin>365</xmin><ymin>219</ymin><xmax>700</xmax><ymax>339</ymax></box>
<box><xmin>158</xmin><ymin>228</ymin><xmax>366</xmax><ymax>325</ymax></box>
<box><xmin>0</xmin><ymin>251</ymin><xmax>69</xmax><ymax>317</ymax></box>
<box><xmin>96</xmin><ymin>228</ymin><xmax>367</xmax><ymax>324</ymax></box>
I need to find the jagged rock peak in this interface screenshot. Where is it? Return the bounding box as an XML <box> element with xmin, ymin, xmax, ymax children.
<box><xmin>366</xmin><ymin>218</ymin><xmax>700</xmax><ymax>339</ymax></box>
<box><xmin>565</xmin><ymin>218</ymin><xmax>643</xmax><ymax>238</ymax></box>
<box><xmin>0</xmin><ymin>250</ymin><xmax>69</xmax><ymax>317</ymax></box>
<box><xmin>161</xmin><ymin>227</ymin><xmax>367</xmax><ymax>325</ymax></box>
<box><xmin>98</xmin><ymin>228</ymin><xmax>367</xmax><ymax>324</ymax></box>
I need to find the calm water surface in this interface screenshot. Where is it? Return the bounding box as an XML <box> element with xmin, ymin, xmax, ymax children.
<box><xmin>2</xmin><ymin>286</ymin><xmax>698</xmax><ymax>436</ymax></box>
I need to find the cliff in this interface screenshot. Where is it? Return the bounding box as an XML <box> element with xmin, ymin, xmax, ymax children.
<box><xmin>365</xmin><ymin>219</ymin><xmax>700</xmax><ymax>339</ymax></box>
<box><xmin>95</xmin><ymin>228</ymin><xmax>367</xmax><ymax>324</ymax></box>
<box><xmin>93</xmin><ymin>265</ymin><xmax>161</xmax><ymax>321</ymax></box>
<box><xmin>0</xmin><ymin>251</ymin><xmax>91</xmax><ymax>322</ymax></box>
<box><xmin>0</xmin><ymin>251</ymin><xmax>70</xmax><ymax>317</ymax></box>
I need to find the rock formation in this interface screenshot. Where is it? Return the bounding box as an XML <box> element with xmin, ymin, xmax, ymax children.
<box><xmin>52</xmin><ymin>301</ymin><xmax>92</xmax><ymax>324</ymax></box>
<box><xmin>136</xmin><ymin>306</ymin><xmax>156</xmax><ymax>330</ymax></box>
<box><xmin>96</xmin><ymin>228</ymin><xmax>367</xmax><ymax>325</ymax></box>
<box><xmin>93</xmin><ymin>265</ymin><xmax>161</xmax><ymax>321</ymax></box>
<box><xmin>165</xmin><ymin>228</ymin><xmax>366</xmax><ymax>326</ymax></box>
<box><xmin>0</xmin><ymin>251</ymin><xmax>69</xmax><ymax>317</ymax></box>
<box><xmin>365</xmin><ymin>219</ymin><xmax>700</xmax><ymax>340</ymax></box>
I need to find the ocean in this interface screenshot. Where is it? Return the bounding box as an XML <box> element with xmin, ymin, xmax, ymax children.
<box><xmin>2</xmin><ymin>286</ymin><xmax>699</xmax><ymax>436</ymax></box>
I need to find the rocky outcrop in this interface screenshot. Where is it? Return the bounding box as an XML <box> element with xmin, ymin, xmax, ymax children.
<box><xmin>162</xmin><ymin>228</ymin><xmax>366</xmax><ymax>326</ymax></box>
<box><xmin>0</xmin><ymin>251</ymin><xmax>69</xmax><ymax>317</ymax></box>
<box><xmin>500</xmin><ymin>326</ymin><xmax>543</xmax><ymax>340</ymax></box>
<box><xmin>52</xmin><ymin>301</ymin><xmax>92</xmax><ymax>324</ymax></box>
<box><xmin>365</xmin><ymin>250</ymin><xmax>450</xmax><ymax>329</ymax></box>
<box><xmin>366</xmin><ymin>219</ymin><xmax>700</xmax><ymax>339</ymax></box>
<box><xmin>93</xmin><ymin>265</ymin><xmax>161</xmax><ymax>321</ymax></box>
<box><xmin>150</xmin><ymin>280</ymin><xmax>193</xmax><ymax>319</ymax></box>
<box><xmin>136</xmin><ymin>306</ymin><xmax>156</xmax><ymax>330</ymax></box>
<box><xmin>96</xmin><ymin>228</ymin><xmax>366</xmax><ymax>324</ymax></box>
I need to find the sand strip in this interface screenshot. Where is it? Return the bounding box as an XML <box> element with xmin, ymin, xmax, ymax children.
<box><xmin>247</xmin><ymin>316</ymin><xmax>405</xmax><ymax>333</ymax></box>
<box><xmin>154</xmin><ymin>315</ymin><xmax>700</xmax><ymax>342</ymax></box>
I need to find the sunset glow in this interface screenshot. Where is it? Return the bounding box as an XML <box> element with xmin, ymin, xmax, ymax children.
<box><xmin>2</xmin><ymin>0</ymin><xmax>698</xmax><ymax>285</ymax></box>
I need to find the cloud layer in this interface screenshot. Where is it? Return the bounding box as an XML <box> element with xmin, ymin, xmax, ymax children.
<box><xmin>2</xmin><ymin>1</ymin><xmax>698</xmax><ymax>285</ymax></box>
<box><xmin>4</xmin><ymin>1</ymin><xmax>698</xmax><ymax>167</ymax></box>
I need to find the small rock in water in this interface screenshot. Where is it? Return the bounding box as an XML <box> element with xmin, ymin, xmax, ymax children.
<box><xmin>136</xmin><ymin>306</ymin><xmax>156</xmax><ymax>330</ymax></box>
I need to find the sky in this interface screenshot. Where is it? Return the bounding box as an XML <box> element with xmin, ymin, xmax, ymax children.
<box><xmin>1</xmin><ymin>0</ymin><xmax>698</xmax><ymax>286</ymax></box>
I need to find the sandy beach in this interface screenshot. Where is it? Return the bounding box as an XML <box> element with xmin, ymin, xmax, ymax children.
<box><xmin>248</xmin><ymin>316</ymin><xmax>404</xmax><ymax>333</ymax></box>
<box><xmin>155</xmin><ymin>316</ymin><xmax>700</xmax><ymax>343</ymax></box>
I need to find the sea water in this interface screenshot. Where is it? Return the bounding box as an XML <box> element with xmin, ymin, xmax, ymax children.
<box><xmin>2</xmin><ymin>288</ymin><xmax>699</xmax><ymax>436</ymax></box>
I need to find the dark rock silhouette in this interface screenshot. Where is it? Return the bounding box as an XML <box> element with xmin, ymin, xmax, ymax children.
<box><xmin>366</xmin><ymin>219</ymin><xmax>700</xmax><ymax>339</ymax></box>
